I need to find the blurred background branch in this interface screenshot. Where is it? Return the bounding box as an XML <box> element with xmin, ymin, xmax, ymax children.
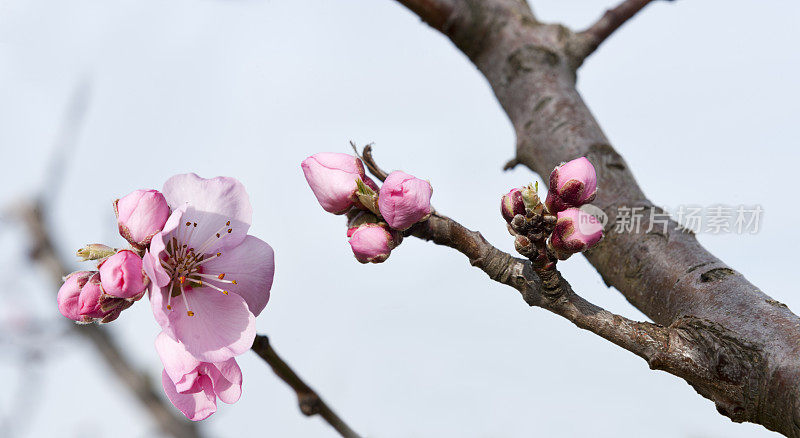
<box><xmin>5</xmin><ymin>80</ymin><xmax>202</xmax><ymax>438</ymax></box>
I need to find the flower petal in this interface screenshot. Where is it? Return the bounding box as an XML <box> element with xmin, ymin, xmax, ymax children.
<box><xmin>178</xmin><ymin>206</ymin><xmax>249</xmax><ymax>254</ymax></box>
<box><xmin>162</xmin><ymin>174</ymin><xmax>252</xmax><ymax>249</ymax></box>
<box><xmin>162</xmin><ymin>370</ymin><xmax>217</xmax><ymax>421</ymax></box>
<box><xmin>155</xmin><ymin>332</ymin><xmax>201</xmax><ymax>385</ymax></box>
<box><xmin>203</xmin><ymin>235</ymin><xmax>274</xmax><ymax>317</ymax></box>
<box><xmin>206</xmin><ymin>360</ymin><xmax>242</xmax><ymax>404</ymax></box>
<box><xmin>167</xmin><ymin>288</ymin><xmax>256</xmax><ymax>363</ymax></box>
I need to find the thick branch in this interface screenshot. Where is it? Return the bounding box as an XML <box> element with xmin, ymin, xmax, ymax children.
<box><xmin>251</xmin><ymin>335</ymin><xmax>361</xmax><ymax>438</ymax></box>
<box><xmin>19</xmin><ymin>201</ymin><xmax>201</xmax><ymax>438</ymax></box>
<box><xmin>394</xmin><ymin>1</ymin><xmax>800</xmax><ymax>435</ymax></box>
<box><xmin>573</xmin><ymin>0</ymin><xmax>660</xmax><ymax>60</ymax></box>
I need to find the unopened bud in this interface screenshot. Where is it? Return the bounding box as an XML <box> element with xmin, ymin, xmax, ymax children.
<box><xmin>301</xmin><ymin>153</ymin><xmax>367</xmax><ymax>215</ymax></box>
<box><xmin>348</xmin><ymin>223</ymin><xmax>402</xmax><ymax>264</ymax></box>
<box><xmin>378</xmin><ymin>171</ymin><xmax>433</xmax><ymax>231</ymax></box>
<box><xmin>115</xmin><ymin>189</ymin><xmax>170</xmax><ymax>249</ymax></box>
<box><xmin>500</xmin><ymin>188</ymin><xmax>526</xmax><ymax>223</ymax></box>
<box><xmin>545</xmin><ymin>157</ymin><xmax>597</xmax><ymax>214</ymax></box>
<box><xmin>98</xmin><ymin>250</ymin><xmax>147</xmax><ymax>299</ymax></box>
<box><xmin>77</xmin><ymin>272</ymin><xmax>107</xmax><ymax>321</ymax></box>
<box><xmin>57</xmin><ymin>271</ymin><xmax>93</xmax><ymax>321</ymax></box>
<box><xmin>549</xmin><ymin>208</ymin><xmax>603</xmax><ymax>260</ymax></box>
<box><xmin>77</xmin><ymin>244</ymin><xmax>116</xmax><ymax>261</ymax></box>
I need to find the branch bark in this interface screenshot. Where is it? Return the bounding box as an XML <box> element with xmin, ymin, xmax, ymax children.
<box><xmin>251</xmin><ymin>335</ymin><xmax>362</xmax><ymax>438</ymax></box>
<box><xmin>393</xmin><ymin>1</ymin><xmax>800</xmax><ymax>436</ymax></box>
<box><xmin>19</xmin><ymin>200</ymin><xmax>202</xmax><ymax>438</ymax></box>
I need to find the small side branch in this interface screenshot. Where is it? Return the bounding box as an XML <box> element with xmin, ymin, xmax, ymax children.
<box><xmin>573</xmin><ymin>0</ymin><xmax>664</xmax><ymax>61</ymax></box>
<box><xmin>395</xmin><ymin>0</ymin><xmax>456</xmax><ymax>31</ymax></box>
<box><xmin>251</xmin><ymin>335</ymin><xmax>362</xmax><ymax>438</ymax></box>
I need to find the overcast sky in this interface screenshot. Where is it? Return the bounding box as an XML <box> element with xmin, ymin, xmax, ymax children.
<box><xmin>1</xmin><ymin>0</ymin><xmax>798</xmax><ymax>437</ymax></box>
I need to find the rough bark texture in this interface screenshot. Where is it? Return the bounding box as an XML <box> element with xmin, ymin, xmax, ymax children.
<box><xmin>395</xmin><ymin>1</ymin><xmax>800</xmax><ymax>435</ymax></box>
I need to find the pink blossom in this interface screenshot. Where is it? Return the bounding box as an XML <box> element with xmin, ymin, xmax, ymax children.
<box><xmin>115</xmin><ymin>189</ymin><xmax>170</xmax><ymax>248</ymax></box>
<box><xmin>377</xmin><ymin>171</ymin><xmax>432</xmax><ymax>230</ymax></box>
<box><xmin>550</xmin><ymin>208</ymin><xmax>603</xmax><ymax>260</ymax></box>
<box><xmin>57</xmin><ymin>271</ymin><xmax>92</xmax><ymax>321</ymax></box>
<box><xmin>143</xmin><ymin>173</ymin><xmax>275</xmax><ymax>363</ymax></box>
<box><xmin>301</xmin><ymin>153</ymin><xmax>367</xmax><ymax>214</ymax></box>
<box><xmin>500</xmin><ymin>188</ymin><xmax>526</xmax><ymax>223</ymax></box>
<box><xmin>348</xmin><ymin>223</ymin><xmax>401</xmax><ymax>264</ymax></box>
<box><xmin>99</xmin><ymin>250</ymin><xmax>147</xmax><ymax>299</ymax></box>
<box><xmin>155</xmin><ymin>332</ymin><xmax>242</xmax><ymax>421</ymax></box>
<box><xmin>545</xmin><ymin>157</ymin><xmax>597</xmax><ymax>214</ymax></box>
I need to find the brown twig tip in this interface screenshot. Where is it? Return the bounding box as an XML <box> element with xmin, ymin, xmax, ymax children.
<box><xmin>503</xmin><ymin>158</ymin><xmax>519</xmax><ymax>171</ymax></box>
<box><xmin>350</xmin><ymin>141</ymin><xmax>389</xmax><ymax>182</ymax></box>
<box><xmin>576</xmin><ymin>0</ymin><xmax>667</xmax><ymax>60</ymax></box>
<box><xmin>251</xmin><ymin>335</ymin><xmax>362</xmax><ymax>438</ymax></box>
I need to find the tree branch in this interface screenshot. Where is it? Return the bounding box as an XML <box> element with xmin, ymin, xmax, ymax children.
<box><xmin>251</xmin><ymin>335</ymin><xmax>362</xmax><ymax>438</ymax></box>
<box><xmin>18</xmin><ymin>201</ymin><xmax>202</xmax><ymax>438</ymax></box>
<box><xmin>409</xmin><ymin>213</ymin><xmax>763</xmax><ymax>420</ymax></box>
<box><xmin>395</xmin><ymin>0</ymin><xmax>457</xmax><ymax>31</ymax></box>
<box><xmin>573</xmin><ymin>0</ymin><xmax>663</xmax><ymax>61</ymax></box>
<box><xmin>392</xmin><ymin>1</ymin><xmax>800</xmax><ymax>435</ymax></box>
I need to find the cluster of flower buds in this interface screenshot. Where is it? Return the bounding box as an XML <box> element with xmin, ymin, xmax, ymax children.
<box><xmin>57</xmin><ymin>190</ymin><xmax>169</xmax><ymax>323</ymax></box>
<box><xmin>302</xmin><ymin>152</ymin><xmax>432</xmax><ymax>263</ymax></box>
<box><xmin>502</xmin><ymin>157</ymin><xmax>604</xmax><ymax>265</ymax></box>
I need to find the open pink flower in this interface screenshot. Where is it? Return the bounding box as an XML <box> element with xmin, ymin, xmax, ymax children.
<box><xmin>143</xmin><ymin>173</ymin><xmax>275</xmax><ymax>363</ymax></box>
<box><xmin>156</xmin><ymin>331</ymin><xmax>242</xmax><ymax>421</ymax></box>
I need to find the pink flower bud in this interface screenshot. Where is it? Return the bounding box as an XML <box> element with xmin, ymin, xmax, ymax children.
<box><xmin>115</xmin><ymin>189</ymin><xmax>170</xmax><ymax>248</ymax></box>
<box><xmin>545</xmin><ymin>157</ymin><xmax>597</xmax><ymax>214</ymax></box>
<box><xmin>500</xmin><ymin>188</ymin><xmax>526</xmax><ymax>223</ymax></box>
<box><xmin>57</xmin><ymin>271</ymin><xmax>93</xmax><ymax>321</ymax></box>
<box><xmin>301</xmin><ymin>153</ymin><xmax>366</xmax><ymax>214</ymax></box>
<box><xmin>550</xmin><ymin>208</ymin><xmax>603</xmax><ymax>260</ymax></box>
<box><xmin>99</xmin><ymin>250</ymin><xmax>146</xmax><ymax>299</ymax></box>
<box><xmin>78</xmin><ymin>272</ymin><xmax>107</xmax><ymax>320</ymax></box>
<box><xmin>378</xmin><ymin>171</ymin><xmax>432</xmax><ymax>231</ymax></box>
<box><xmin>348</xmin><ymin>223</ymin><xmax>402</xmax><ymax>264</ymax></box>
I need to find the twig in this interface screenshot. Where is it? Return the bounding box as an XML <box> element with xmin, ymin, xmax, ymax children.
<box><xmin>575</xmin><ymin>0</ymin><xmax>666</xmax><ymax>60</ymax></box>
<box><xmin>350</xmin><ymin>141</ymin><xmax>389</xmax><ymax>182</ymax></box>
<box><xmin>251</xmin><ymin>335</ymin><xmax>362</xmax><ymax>438</ymax></box>
<box><xmin>395</xmin><ymin>0</ymin><xmax>456</xmax><ymax>31</ymax></box>
<box><xmin>18</xmin><ymin>201</ymin><xmax>202</xmax><ymax>438</ymax></box>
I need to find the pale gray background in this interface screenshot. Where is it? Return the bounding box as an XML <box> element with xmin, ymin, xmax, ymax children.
<box><xmin>0</xmin><ymin>0</ymin><xmax>798</xmax><ymax>437</ymax></box>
